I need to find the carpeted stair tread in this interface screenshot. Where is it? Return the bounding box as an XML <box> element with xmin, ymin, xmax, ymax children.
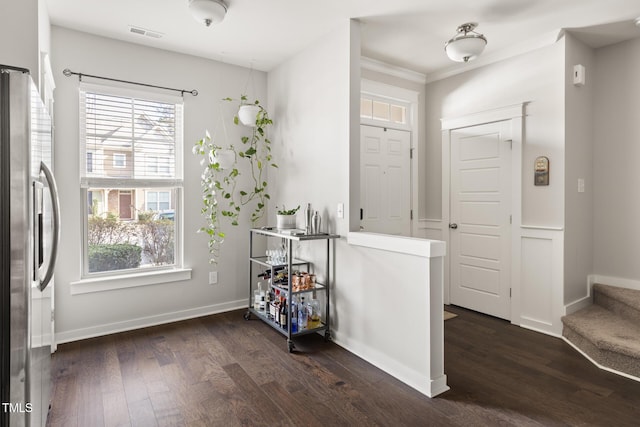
<box><xmin>593</xmin><ymin>283</ymin><xmax>640</xmax><ymax>314</ymax></box>
<box><xmin>562</xmin><ymin>305</ymin><xmax>640</xmax><ymax>359</ymax></box>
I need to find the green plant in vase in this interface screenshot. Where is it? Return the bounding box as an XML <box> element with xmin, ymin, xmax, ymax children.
<box><xmin>193</xmin><ymin>96</ymin><xmax>277</xmax><ymax>263</ymax></box>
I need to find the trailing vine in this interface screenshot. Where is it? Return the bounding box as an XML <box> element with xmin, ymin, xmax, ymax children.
<box><xmin>193</xmin><ymin>96</ymin><xmax>277</xmax><ymax>263</ymax></box>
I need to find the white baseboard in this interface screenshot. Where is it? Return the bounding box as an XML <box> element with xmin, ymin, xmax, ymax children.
<box><xmin>55</xmin><ymin>299</ymin><xmax>247</xmax><ymax>344</ymax></box>
<box><xmin>565</xmin><ymin>294</ymin><xmax>592</xmax><ymax>316</ymax></box>
<box><xmin>589</xmin><ymin>274</ymin><xmax>640</xmax><ymax>291</ymax></box>
<box><xmin>562</xmin><ymin>336</ymin><xmax>640</xmax><ymax>384</ymax></box>
<box><xmin>331</xmin><ymin>332</ymin><xmax>449</xmax><ymax>398</ymax></box>
<box><xmin>518</xmin><ymin>319</ymin><xmax>563</xmax><ymax>338</ymax></box>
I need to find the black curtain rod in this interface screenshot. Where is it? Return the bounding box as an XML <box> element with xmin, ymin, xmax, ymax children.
<box><xmin>62</xmin><ymin>68</ymin><xmax>198</xmax><ymax>97</ymax></box>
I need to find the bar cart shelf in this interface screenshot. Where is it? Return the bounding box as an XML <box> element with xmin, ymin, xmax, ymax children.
<box><xmin>245</xmin><ymin>228</ymin><xmax>339</xmax><ymax>352</ymax></box>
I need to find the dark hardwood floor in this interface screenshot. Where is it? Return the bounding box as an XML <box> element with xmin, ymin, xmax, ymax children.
<box><xmin>47</xmin><ymin>305</ymin><xmax>640</xmax><ymax>426</ymax></box>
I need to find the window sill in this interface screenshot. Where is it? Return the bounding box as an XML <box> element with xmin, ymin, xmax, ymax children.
<box><xmin>70</xmin><ymin>268</ymin><xmax>192</xmax><ymax>295</ymax></box>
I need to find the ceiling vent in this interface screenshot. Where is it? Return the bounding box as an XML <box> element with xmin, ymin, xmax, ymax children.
<box><xmin>129</xmin><ymin>26</ymin><xmax>164</xmax><ymax>39</ymax></box>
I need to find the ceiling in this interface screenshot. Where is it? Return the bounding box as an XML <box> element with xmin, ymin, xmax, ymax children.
<box><xmin>45</xmin><ymin>0</ymin><xmax>640</xmax><ymax>79</ymax></box>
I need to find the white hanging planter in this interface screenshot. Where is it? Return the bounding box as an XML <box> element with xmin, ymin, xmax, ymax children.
<box><xmin>209</xmin><ymin>148</ymin><xmax>235</xmax><ymax>169</ymax></box>
<box><xmin>238</xmin><ymin>104</ymin><xmax>261</xmax><ymax>127</ymax></box>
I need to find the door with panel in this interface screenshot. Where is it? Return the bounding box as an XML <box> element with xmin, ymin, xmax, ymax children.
<box><xmin>449</xmin><ymin>120</ymin><xmax>512</xmax><ymax>320</ymax></box>
<box><xmin>360</xmin><ymin>125</ymin><xmax>411</xmax><ymax>236</ymax></box>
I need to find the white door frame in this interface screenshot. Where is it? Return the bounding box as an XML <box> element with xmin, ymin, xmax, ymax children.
<box><xmin>441</xmin><ymin>103</ymin><xmax>525</xmax><ymax>323</ymax></box>
<box><xmin>361</xmin><ymin>79</ymin><xmax>419</xmax><ymax>236</ymax></box>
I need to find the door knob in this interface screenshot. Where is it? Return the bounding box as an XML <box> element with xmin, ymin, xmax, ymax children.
<box><xmin>449</xmin><ymin>223</ymin><xmax>458</xmax><ymax>229</ymax></box>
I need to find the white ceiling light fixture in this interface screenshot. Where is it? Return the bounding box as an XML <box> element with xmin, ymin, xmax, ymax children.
<box><xmin>189</xmin><ymin>0</ymin><xmax>227</xmax><ymax>27</ymax></box>
<box><xmin>445</xmin><ymin>22</ymin><xmax>487</xmax><ymax>63</ymax></box>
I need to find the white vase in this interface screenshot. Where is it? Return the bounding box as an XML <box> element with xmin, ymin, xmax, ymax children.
<box><xmin>238</xmin><ymin>104</ymin><xmax>261</xmax><ymax>127</ymax></box>
<box><xmin>276</xmin><ymin>214</ymin><xmax>296</xmax><ymax>229</ymax></box>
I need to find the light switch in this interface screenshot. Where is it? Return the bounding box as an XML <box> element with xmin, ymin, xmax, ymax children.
<box><xmin>337</xmin><ymin>203</ymin><xmax>344</xmax><ymax>219</ymax></box>
<box><xmin>573</xmin><ymin>64</ymin><xmax>586</xmax><ymax>86</ymax></box>
<box><xmin>578</xmin><ymin>178</ymin><xmax>585</xmax><ymax>193</ymax></box>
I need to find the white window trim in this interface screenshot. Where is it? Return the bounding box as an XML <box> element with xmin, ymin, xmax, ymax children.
<box><xmin>70</xmin><ymin>267</ymin><xmax>192</xmax><ymax>295</ymax></box>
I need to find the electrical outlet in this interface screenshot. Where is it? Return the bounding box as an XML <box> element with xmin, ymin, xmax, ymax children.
<box><xmin>209</xmin><ymin>271</ymin><xmax>218</xmax><ymax>285</ymax></box>
<box><xmin>578</xmin><ymin>178</ymin><xmax>585</xmax><ymax>193</ymax></box>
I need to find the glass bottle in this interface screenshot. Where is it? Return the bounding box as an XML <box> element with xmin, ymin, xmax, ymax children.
<box><xmin>291</xmin><ymin>296</ymin><xmax>298</xmax><ymax>333</ymax></box>
<box><xmin>308</xmin><ymin>291</ymin><xmax>321</xmax><ymax>329</ymax></box>
<box><xmin>279</xmin><ymin>297</ymin><xmax>288</xmax><ymax>329</ymax></box>
<box><xmin>298</xmin><ymin>296</ymin><xmax>308</xmax><ymax>330</ymax></box>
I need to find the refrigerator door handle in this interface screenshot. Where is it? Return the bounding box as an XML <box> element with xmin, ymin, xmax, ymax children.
<box><xmin>38</xmin><ymin>161</ymin><xmax>60</xmax><ymax>291</ymax></box>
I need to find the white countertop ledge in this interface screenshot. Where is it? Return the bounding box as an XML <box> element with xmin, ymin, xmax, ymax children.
<box><xmin>347</xmin><ymin>231</ymin><xmax>446</xmax><ymax>258</ymax></box>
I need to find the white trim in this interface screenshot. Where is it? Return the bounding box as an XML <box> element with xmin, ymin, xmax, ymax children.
<box><xmin>520</xmin><ymin>323</ymin><xmax>563</xmax><ymax>339</ymax></box>
<box><xmin>515</xmin><ymin>227</ymin><xmax>565</xmax><ymax>336</ymax></box>
<box><xmin>562</xmin><ymin>336</ymin><xmax>640</xmax><ymax>384</ymax></box>
<box><xmin>55</xmin><ymin>298</ymin><xmax>245</xmax><ymax>344</ymax></box>
<box><xmin>70</xmin><ymin>267</ymin><xmax>192</xmax><ymax>295</ymax></box>
<box><xmin>565</xmin><ymin>294</ymin><xmax>592</xmax><ymax>316</ymax></box>
<box><xmin>521</xmin><ymin>225</ymin><xmax>564</xmax><ymax>231</ymax></box>
<box><xmin>361</xmin><ymin>79</ymin><xmax>420</xmax><ymax>104</ymax></box>
<box><xmin>361</xmin><ymin>56</ymin><xmax>427</xmax><ymax>84</ymax></box>
<box><xmin>331</xmin><ymin>333</ymin><xmax>449</xmax><ymax>398</ymax></box>
<box><xmin>441</xmin><ymin>103</ymin><xmax>527</xmax><ymax>130</ymax></box>
<box><xmin>588</xmin><ymin>274</ymin><xmax>640</xmax><ymax>291</ymax></box>
<box><xmin>347</xmin><ymin>231</ymin><xmax>445</xmax><ymax>258</ymax></box>
<box><xmin>442</xmin><ymin>103</ymin><xmax>526</xmax><ymax>319</ymax></box>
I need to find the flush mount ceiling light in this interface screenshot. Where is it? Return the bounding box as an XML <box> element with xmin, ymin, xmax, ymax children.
<box><xmin>189</xmin><ymin>0</ymin><xmax>227</xmax><ymax>27</ymax></box>
<box><xmin>445</xmin><ymin>22</ymin><xmax>487</xmax><ymax>63</ymax></box>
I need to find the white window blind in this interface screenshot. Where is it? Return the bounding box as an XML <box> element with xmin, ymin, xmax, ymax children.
<box><xmin>79</xmin><ymin>83</ymin><xmax>184</xmax><ymax>188</ymax></box>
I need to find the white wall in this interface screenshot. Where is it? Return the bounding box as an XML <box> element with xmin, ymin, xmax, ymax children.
<box><xmin>593</xmin><ymin>37</ymin><xmax>640</xmax><ymax>283</ymax></box>
<box><xmin>563</xmin><ymin>33</ymin><xmax>595</xmax><ymax>304</ymax></box>
<box><xmin>51</xmin><ymin>26</ymin><xmax>267</xmax><ymax>341</ymax></box>
<box><xmin>268</xmin><ymin>20</ymin><xmax>447</xmax><ymax>397</ymax></box>
<box><xmin>0</xmin><ymin>0</ymin><xmax>39</xmax><ymax>87</ymax></box>
<box><xmin>425</xmin><ymin>42</ymin><xmax>566</xmax><ymax>226</ymax></box>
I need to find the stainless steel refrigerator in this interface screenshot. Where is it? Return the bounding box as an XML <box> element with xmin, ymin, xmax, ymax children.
<box><xmin>0</xmin><ymin>65</ymin><xmax>60</xmax><ymax>426</ymax></box>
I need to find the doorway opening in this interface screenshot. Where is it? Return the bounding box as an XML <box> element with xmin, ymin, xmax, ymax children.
<box><xmin>360</xmin><ymin>79</ymin><xmax>419</xmax><ymax>236</ymax></box>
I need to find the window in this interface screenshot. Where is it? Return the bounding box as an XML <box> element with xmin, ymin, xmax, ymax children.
<box><xmin>113</xmin><ymin>153</ymin><xmax>126</xmax><ymax>168</ymax></box>
<box><xmin>360</xmin><ymin>96</ymin><xmax>408</xmax><ymax>126</ymax></box>
<box><xmin>87</xmin><ymin>152</ymin><xmax>94</xmax><ymax>173</ymax></box>
<box><xmin>146</xmin><ymin>191</ymin><xmax>170</xmax><ymax>211</ymax></box>
<box><xmin>145</xmin><ymin>155</ymin><xmax>171</xmax><ymax>176</ymax></box>
<box><xmin>80</xmin><ymin>83</ymin><xmax>183</xmax><ymax>276</ymax></box>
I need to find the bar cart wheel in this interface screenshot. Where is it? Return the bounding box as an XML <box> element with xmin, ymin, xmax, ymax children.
<box><xmin>324</xmin><ymin>330</ymin><xmax>331</xmax><ymax>342</ymax></box>
<box><xmin>243</xmin><ymin>311</ymin><xmax>251</xmax><ymax>320</ymax></box>
<box><xmin>287</xmin><ymin>339</ymin><xmax>295</xmax><ymax>353</ymax></box>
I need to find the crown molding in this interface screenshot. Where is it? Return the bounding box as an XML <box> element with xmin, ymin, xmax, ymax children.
<box><xmin>360</xmin><ymin>56</ymin><xmax>427</xmax><ymax>84</ymax></box>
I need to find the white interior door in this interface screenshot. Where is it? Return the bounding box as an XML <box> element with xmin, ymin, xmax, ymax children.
<box><xmin>450</xmin><ymin>120</ymin><xmax>512</xmax><ymax>320</ymax></box>
<box><xmin>360</xmin><ymin>125</ymin><xmax>411</xmax><ymax>236</ymax></box>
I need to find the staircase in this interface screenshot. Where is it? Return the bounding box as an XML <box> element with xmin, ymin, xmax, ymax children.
<box><xmin>562</xmin><ymin>283</ymin><xmax>640</xmax><ymax>379</ymax></box>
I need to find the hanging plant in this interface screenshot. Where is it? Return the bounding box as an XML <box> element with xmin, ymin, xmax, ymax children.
<box><xmin>193</xmin><ymin>96</ymin><xmax>277</xmax><ymax>263</ymax></box>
